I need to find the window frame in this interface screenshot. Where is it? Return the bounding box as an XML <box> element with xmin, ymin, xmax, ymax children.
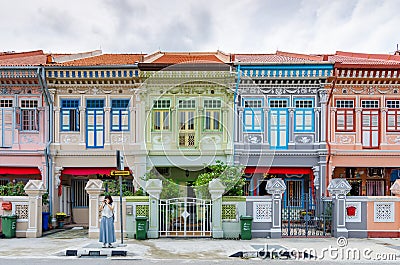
<box><xmin>152</xmin><ymin>99</ymin><xmax>171</xmax><ymax>131</ymax></box>
<box><xmin>268</xmin><ymin>98</ymin><xmax>289</xmax><ymax>149</ymax></box>
<box><xmin>335</xmin><ymin>99</ymin><xmax>355</xmax><ymax>132</ymax></box>
<box><xmin>110</xmin><ymin>99</ymin><xmax>130</xmax><ymax>132</ymax></box>
<box><xmin>204</xmin><ymin>99</ymin><xmax>222</xmax><ymax>131</ymax></box>
<box><xmin>386</xmin><ymin>100</ymin><xmax>400</xmax><ymax>132</ymax></box>
<box><xmin>86</xmin><ymin>99</ymin><xmax>105</xmax><ymax>148</ymax></box>
<box><xmin>178</xmin><ymin>98</ymin><xmax>196</xmax><ymax>147</ymax></box>
<box><xmin>361</xmin><ymin>100</ymin><xmax>380</xmax><ymax>149</ymax></box>
<box><xmin>60</xmin><ymin>99</ymin><xmax>80</xmax><ymax>132</ymax></box>
<box><xmin>20</xmin><ymin>99</ymin><xmax>39</xmax><ymax>132</ymax></box>
<box><xmin>0</xmin><ymin>99</ymin><xmax>14</xmax><ymax>147</ymax></box>
<box><xmin>293</xmin><ymin>98</ymin><xmax>315</xmax><ymax>132</ymax></box>
<box><xmin>242</xmin><ymin>98</ymin><xmax>264</xmax><ymax>133</ymax></box>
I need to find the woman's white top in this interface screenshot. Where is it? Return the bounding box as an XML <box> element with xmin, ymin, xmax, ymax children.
<box><xmin>101</xmin><ymin>203</ymin><xmax>115</xmax><ymax>218</ymax></box>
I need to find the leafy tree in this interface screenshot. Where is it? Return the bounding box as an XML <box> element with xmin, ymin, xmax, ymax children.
<box><xmin>141</xmin><ymin>169</ymin><xmax>182</xmax><ymax>199</ymax></box>
<box><xmin>194</xmin><ymin>161</ymin><xmax>245</xmax><ymax>199</ymax></box>
<box><xmin>102</xmin><ymin>180</ymin><xmax>134</xmax><ymax>196</ymax></box>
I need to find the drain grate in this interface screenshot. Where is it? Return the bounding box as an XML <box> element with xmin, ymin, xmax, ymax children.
<box><xmin>66</xmin><ymin>250</ymin><xmax>78</xmax><ymax>256</ymax></box>
<box><xmin>111</xmin><ymin>250</ymin><xmax>127</xmax><ymax>256</ymax></box>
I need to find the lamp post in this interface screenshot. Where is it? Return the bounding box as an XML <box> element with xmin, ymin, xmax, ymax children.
<box><xmin>116</xmin><ymin>150</ymin><xmax>126</xmax><ymax>247</ymax></box>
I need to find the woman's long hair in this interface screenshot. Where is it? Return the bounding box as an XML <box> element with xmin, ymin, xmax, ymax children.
<box><xmin>105</xmin><ymin>195</ymin><xmax>113</xmax><ymax>204</ymax></box>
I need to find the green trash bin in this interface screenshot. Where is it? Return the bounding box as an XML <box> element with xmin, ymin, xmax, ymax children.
<box><xmin>240</xmin><ymin>215</ymin><xmax>253</xmax><ymax>240</ymax></box>
<box><xmin>1</xmin><ymin>215</ymin><xmax>17</xmax><ymax>238</ymax></box>
<box><xmin>135</xmin><ymin>216</ymin><xmax>148</xmax><ymax>240</ymax></box>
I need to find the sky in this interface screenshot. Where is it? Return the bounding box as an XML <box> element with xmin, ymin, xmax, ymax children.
<box><xmin>0</xmin><ymin>0</ymin><xmax>399</xmax><ymax>55</ymax></box>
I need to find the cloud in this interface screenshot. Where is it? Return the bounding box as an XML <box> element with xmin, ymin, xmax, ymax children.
<box><xmin>0</xmin><ymin>0</ymin><xmax>399</xmax><ymax>54</ymax></box>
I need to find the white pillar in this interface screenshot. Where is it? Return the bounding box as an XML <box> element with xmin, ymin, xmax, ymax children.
<box><xmin>390</xmin><ymin>179</ymin><xmax>400</xmax><ymax>197</ymax></box>
<box><xmin>327</xmin><ymin>178</ymin><xmax>352</xmax><ymax>238</ymax></box>
<box><xmin>208</xmin><ymin>179</ymin><xmax>225</xmax><ymax>239</ymax></box>
<box><xmin>145</xmin><ymin>179</ymin><xmax>162</xmax><ymax>239</ymax></box>
<box><xmin>24</xmin><ymin>180</ymin><xmax>46</xmax><ymax>238</ymax></box>
<box><xmin>85</xmin><ymin>179</ymin><xmax>104</xmax><ymax>239</ymax></box>
<box><xmin>266</xmin><ymin>178</ymin><xmax>286</xmax><ymax>239</ymax></box>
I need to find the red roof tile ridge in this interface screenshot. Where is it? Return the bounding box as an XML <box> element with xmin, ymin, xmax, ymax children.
<box><xmin>234</xmin><ymin>53</ymin><xmax>277</xmax><ymax>56</ymax></box>
<box><xmin>336</xmin><ymin>51</ymin><xmax>400</xmax><ymax>62</ymax></box>
<box><xmin>276</xmin><ymin>51</ymin><xmax>324</xmax><ymax>61</ymax></box>
<box><xmin>0</xmin><ymin>50</ymin><xmax>44</xmax><ymax>60</ymax></box>
<box><xmin>51</xmin><ymin>50</ymin><xmax>102</xmax><ymax>63</ymax></box>
<box><xmin>143</xmin><ymin>51</ymin><xmax>165</xmax><ymax>63</ymax></box>
<box><xmin>143</xmin><ymin>51</ymin><xmax>226</xmax><ymax>63</ymax></box>
<box><xmin>215</xmin><ymin>50</ymin><xmax>230</xmax><ymax>63</ymax></box>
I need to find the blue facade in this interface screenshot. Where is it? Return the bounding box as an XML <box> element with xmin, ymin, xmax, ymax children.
<box><xmin>234</xmin><ymin>61</ymin><xmax>334</xmax><ymax>202</ymax></box>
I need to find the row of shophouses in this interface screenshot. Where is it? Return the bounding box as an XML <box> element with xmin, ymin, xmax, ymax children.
<box><xmin>1</xmin><ymin>49</ymin><xmax>400</xmax><ymax>229</ymax></box>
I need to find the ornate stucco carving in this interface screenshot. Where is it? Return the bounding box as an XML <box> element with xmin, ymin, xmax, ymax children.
<box><xmin>295</xmin><ymin>135</ymin><xmax>313</xmax><ymax>144</ymax></box>
<box><xmin>61</xmin><ymin>134</ymin><xmax>79</xmax><ymax>144</ymax></box>
<box><xmin>336</xmin><ymin>135</ymin><xmax>355</xmax><ymax>144</ymax></box>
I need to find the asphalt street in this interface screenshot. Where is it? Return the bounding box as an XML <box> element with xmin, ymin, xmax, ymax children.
<box><xmin>0</xmin><ymin>228</ymin><xmax>399</xmax><ymax>264</ymax></box>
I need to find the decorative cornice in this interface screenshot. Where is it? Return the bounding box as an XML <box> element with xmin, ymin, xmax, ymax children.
<box><xmin>54</xmin><ymin>150</ymin><xmax>146</xmax><ymax>157</ymax></box>
<box><xmin>234</xmin><ymin>151</ymin><xmax>326</xmax><ymax>156</ymax></box>
<box><xmin>331</xmin><ymin>151</ymin><xmax>400</xmax><ymax>156</ymax></box>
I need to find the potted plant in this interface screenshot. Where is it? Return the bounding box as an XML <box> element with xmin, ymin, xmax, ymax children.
<box><xmin>55</xmin><ymin>212</ymin><xmax>67</xmax><ymax>228</ymax></box>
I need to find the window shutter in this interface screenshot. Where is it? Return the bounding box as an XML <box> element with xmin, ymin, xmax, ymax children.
<box><xmin>0</xmin><ymin>109</ymin><xmax>13</xmax><ymax>147</ymax></box>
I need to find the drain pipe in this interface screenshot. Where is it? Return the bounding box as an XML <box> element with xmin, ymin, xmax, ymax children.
<box><xmin>325</xmin><ymin>70</ymin><xmax>337</xmax><ymax>195</ymax></box>
<box><xmin>233</xmin><ymin>64</ymin><xmax>241</xmax><ymax>165</ymax></box>
<box><xmin>38</xmin><ymin>66</ymin><xmax>54</xmax><ymax>215</ymax></box>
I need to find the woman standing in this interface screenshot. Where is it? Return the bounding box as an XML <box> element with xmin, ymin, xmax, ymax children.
<box><xmin>99</xmin><ymin>195</ymin><xmax>116</xmax><ymax>248</ymax></box>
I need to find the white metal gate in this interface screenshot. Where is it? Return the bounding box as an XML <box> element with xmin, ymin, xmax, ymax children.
<box><xmin>159</xmin><ymin>197</ymin><xmax>212</xmax><ymax>237</ymax></box>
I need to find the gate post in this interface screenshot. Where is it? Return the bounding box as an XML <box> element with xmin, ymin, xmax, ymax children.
<box><xmin>85</xmin><ymin>179</ymin><xmax>104</xmax><ymax>239</ymax></box>
<box><xmin>327</xmin><ymin>178</ymin><xmax>351</xmax><ymax>238</ymax></box>
<box><xmin>209</xmin><ymin>179</ymin><xmax>225</xmax><ymax>239</ymax></box>
<box><xmin>390</xmin><ymin>179</ymin><xmax>400</xmax><ymax>197</ymax></box>
<box><xmin>24</xmin><ymin>180</ymin><xmax>46</xmax><ymax>238</ymax></box>
<box><xmin>145</xmin><ymin>179</ymin><xmax>162</xmax><ymax>239</ymax></box>
<box><xmin>266</xmin><ymin>178</ymin><xmax>286</xmax><ymax>239</ymax></box>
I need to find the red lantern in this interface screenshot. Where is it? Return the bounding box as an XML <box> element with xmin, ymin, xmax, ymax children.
<box><xmin>346</xmin><ymin>206</ymin><xmax>357</xmax><ymax>216</ymax></box>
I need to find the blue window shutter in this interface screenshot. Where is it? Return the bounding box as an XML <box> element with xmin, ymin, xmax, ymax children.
<box><xmin>0</xmin><ymin>109</ymin><xmax>13</xmax><ymax>147</ymax></box>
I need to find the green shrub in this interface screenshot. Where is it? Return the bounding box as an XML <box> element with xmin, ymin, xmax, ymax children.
<box><xmin>194</xmin><ymin>161</ymin><xmax>245</xmax><ymax>199</ymax></box>
<box><xmin>0</xmin><ymin>182</ymin><xmax>27</xmax><ymax>196</ymax></box>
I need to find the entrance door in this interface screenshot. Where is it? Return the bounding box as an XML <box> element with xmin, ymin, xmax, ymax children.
<box><xmin>71</xmin><ymin>179</ymin><xmax>89</xmax><ymax>224</ymax></box>
<box><xmin>159</xmin><ymin>197</ymin><xmax>212</xmax><ymax>237</ymax></box>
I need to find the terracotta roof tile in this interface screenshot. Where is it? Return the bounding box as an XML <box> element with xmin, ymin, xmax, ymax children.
<box><xmin>56</xmin><ymin>54</ymin><xmax>145</xmax><ymax>66</ymax></box>
<box><xmin>234</xmin><ymin>51</ymin><xmax>324</xmax><ymax>63</ymax></box>
<box><xmin>328</xmin><ymin>51</ymin><xmax>400</xmax><ymax>65</ymax></box>
<box><xmin>0</xmin><ymin>50</ymin><xmax>47</xmax><ymax>66</ymax></box>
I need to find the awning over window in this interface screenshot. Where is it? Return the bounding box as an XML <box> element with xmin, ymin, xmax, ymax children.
<box><xmin>62</xmin><ymin>167</ymin><xmax>130</xmax><ymax>176</ymax></box>
<box><xmin>0</xmin><ymin>167</ymin><xmax>41</xmax><ymax>175</ymax></box>
<box><xmin>244</xmin><ymin>167</ymin><xmax>311</xmax><ymax>175</ymax></box>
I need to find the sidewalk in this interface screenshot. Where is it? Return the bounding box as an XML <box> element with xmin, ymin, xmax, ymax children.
<box><xmin>0</xmin><ymin>228</ymin><xmax>399</xmax><ymax>261</ymax></box>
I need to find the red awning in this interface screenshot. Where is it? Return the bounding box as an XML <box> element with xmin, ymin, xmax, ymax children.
<box><xmin>0</xmin><ymin>167</ymin><xmax>41</xmax><ymax>175</ymax></box>
<box><xmin>62</xmin><ymin>167</ymin><xmax>130</xmax><ymax>176</ymax></box>
<box><xmin>244</xmin><ymin>167</ymin><xmax>311</xmax><ymax>175</ymax></box>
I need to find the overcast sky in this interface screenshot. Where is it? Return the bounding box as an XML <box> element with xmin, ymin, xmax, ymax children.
<box><xmin>1</xmin><ymin>0</ymin><xmax>398</xmax><ymax>55</ymax></box>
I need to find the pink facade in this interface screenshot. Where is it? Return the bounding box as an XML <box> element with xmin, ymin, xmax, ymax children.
<box><xmin>0</xmin><ymin>51</ymin><xmax>50</xmax><ymax>186</ymax></box>
<box><xmin>327</xmin><ymin>53</ymin><xmax>400</xmax><ymax>196</ymax></box>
